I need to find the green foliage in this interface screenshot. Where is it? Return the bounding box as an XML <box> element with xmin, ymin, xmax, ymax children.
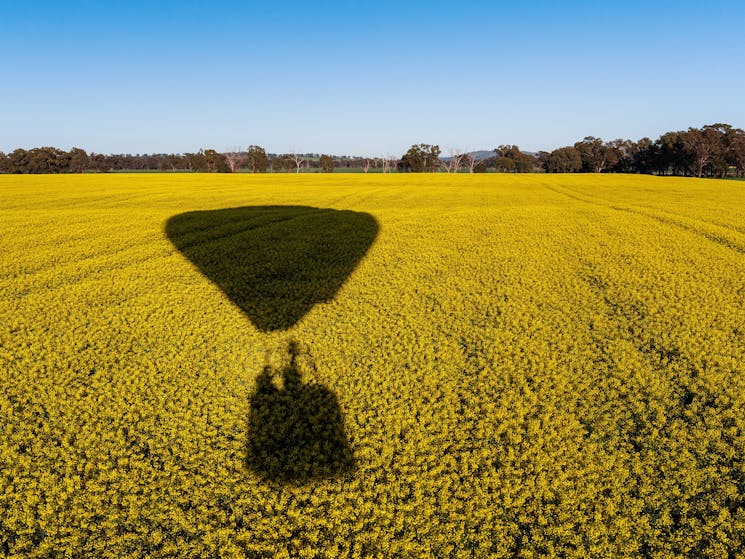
<box><xmin>574</xmin><ymin>136</ymin><xmax>619</xmax><ymax>172</ymax></box>
<box><xmin>493</xmin><ymin>145</ymin><xmax>535</xmax><ymax>172</ymax></box>
<box><xmin>319</xmin><ymin>154</ymin><xmax>334</xmax><ymax>173</ymax></box>
<box><xmin>247</xmin><ymin>145</ymin><xmax>269</xmax><ymax>173</ymax></box>
<box><xmin>401</xmin><ymin>143</ymin><xmax>441</xmax><ymax>172</ymax></box>
<box><xmin>184</xmin><ymin>150</ymin><xmax>230</xmax><ymax>173</ymax></box>
<box><xmin>493</xmin><ymin>156</ymin><xmax>515</xmax><ymax>172</ymax></box>
<box><xmin>473</xmin><ymin>160</ymin><xmax>487</xmax><ymax>173</ymax></box>
<box><xmin>203</xmin><ymin>149</ymin><xmax>230</xmax><ymax>173</ymax></box>
<box><xmin>544</xmin><ymin>145</ymin><xmax>583</xmax><ymax>173</ymax></box>
<box><xmin>68</xmin><ymin>147</ymin><xmax>89</xmax><ymax>173</ymax></box>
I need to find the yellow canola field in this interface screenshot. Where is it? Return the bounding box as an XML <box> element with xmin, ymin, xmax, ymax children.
<box><xmin>1</xmin><ymin>173</ymin><xmax>744</xmax><ymax>558</ymax></box>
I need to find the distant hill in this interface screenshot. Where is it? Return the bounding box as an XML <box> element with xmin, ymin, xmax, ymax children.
<box><xmin>468</xmin><ymin>150</ymin><xmax>494</xmax><ymax>160</ymax></box>
<box><xmin>441</xmin><ymin>150</ymin><xmax>493</xmax><ymax>162</ymax></box>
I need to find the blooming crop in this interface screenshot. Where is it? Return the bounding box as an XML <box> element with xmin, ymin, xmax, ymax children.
<box><xmin>1</xmin><ymin>173</ymin><xmax>743</xmax><ymax>557</ymax></box>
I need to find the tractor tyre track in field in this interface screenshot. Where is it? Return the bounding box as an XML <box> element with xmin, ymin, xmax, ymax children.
<box><xmin>545</xmin><ymin>182</ymin><xmax>745</xmax><ymax>255</ymax></box>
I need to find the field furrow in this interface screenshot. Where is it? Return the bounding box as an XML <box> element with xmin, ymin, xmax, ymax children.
<box><xmin>1</xmin><ymin>173</ymin><xmax>743</xmax><ymax>558</ymax></box>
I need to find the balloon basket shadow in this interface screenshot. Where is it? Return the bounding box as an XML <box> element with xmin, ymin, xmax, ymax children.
<box><xmin>245</xmin><ymin>341</ymin><xmax>355</xmax><ymax>483</ymax></box>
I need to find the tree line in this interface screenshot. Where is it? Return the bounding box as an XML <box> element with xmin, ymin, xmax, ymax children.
<box><xmin>0</xmin><ymin>145</ymin><xmax>391</xmax><ymax>175</ymax></box>
<box><xmin>1</xmin><ymin>123</ymin><xmax>743</xmax><ymax>177</ymax></box>
<box><xmin>538</xmin><ymin>124</ymin><xmax>745</xmax><ymax>177</ymax></box>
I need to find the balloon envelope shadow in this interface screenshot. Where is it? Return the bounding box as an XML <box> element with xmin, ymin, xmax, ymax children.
<box><xmin>165</xmin><ymin>205</ymin><xmax>377</xmax><ymax>482</ymax></box>
<box><xmin>165</xmin><ymin>205</ymin><xmax>378</xmax><ymax>332</ymax></box>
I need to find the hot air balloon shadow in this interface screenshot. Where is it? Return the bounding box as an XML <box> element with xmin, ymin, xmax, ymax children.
<box><xmin>166</xmin><ymin>205</ymin><xmax>377</xmax><ymax>482</ymax></box>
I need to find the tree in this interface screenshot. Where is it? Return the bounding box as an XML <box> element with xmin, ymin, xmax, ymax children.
<box><xmin>379</xmin><ymin>156</ymin><xmax>395</xmax><ymax>173</ymax></box>
<box><xmin>2</xmin><ymin>121</ymin><xmax>742</xmax><ymax>178</ymax></box>
<box><xmin>89</xmin><ymin>153</ymin><xmax>111</xmax><ymax>173</ymax></box>
<box><xmin>165</xmin><ymin>154</ymin><xmax>185</xmax><ymax>172</ymax></box>
<box><xmin>203</xmin><ymin>149</ymin><xmax>230</xmax><ymax>172</ymax></box>
<box><xmin>183</xmin><ymin>150</ymin><xmax>228</xmax><ymax>173</ymax></box>
<box><xmin>401</xmin><ymin>144</ymin><xmax>441</xmax><ymax>172</ymax></box>
<box><xmin>270</xmin><ymin>155</ymin><xmax>285</xmax><ymax>173</ymax></box>
<box><xmin>453</xmin><ymin>151</ymin><xmax>467</xmax><ymax>173</ymax></box>
<box><xmin>654</xmin><ymin>131</ymin><xmax>689</xmax><ymax>176</ymax></box>
<box><xmin>271</xmin><ymin>154</ymin><xmax>295</xmax><ymax>172</ymax></box>
<box><xmin>269</xmin><ymin>155</ymin><xmax>278</xmax><ymax>172</ymax></box>
<box><xmin>223</xmin><ymin>150</ymin><xmax>246</xmax><ymax>173</ymax></box>
<box><xmin>282</xmin><ymin>155</ymin><xmax>295</xmax><ymax>172</ymax></box>
<box><xmin>493</xmin><ymin>145</ymin><xmax>535</xmax><ymax>173</ymax></box>
<box><xmin>681</xmin><ymin>128</ymin><xmax>716</xmax><ymax>178</ymax></box>
<box><xmin>544</xmin><ymin>146</ymin><xmax>582</xmax><ymax>173</ymax></box>
<box><xmin>319</xmin><ymin>154</ymin><xmax>334</xmax><ymax>173</ymax></box>
<box><xmin>440</xmin><ymin>148</ymin><xmax>466</xmax><ymax>173</ymax></box>
<box><xmin>630</xmin><ymin>138</ymin><xmax>655</xmax><ymax>174</ymax></box>
<box><xmin>702</xmin><ymin>123</ymin><xmax>734</xmax><ymax>178</ymax></box>
<box><xmin>24</xmin><ymin>147</ymin><xmax>68</xmax><ymax>173</ymax></box>
<box><xmin>537</xmin><ymin>151</ymin><xmax>550</xmax><ymax>172</ymax></box>
<box><xmin>728</xmin><ymin>128</ymin><xmax>745</xmax><ymax>176</ymax></box>
<box><xmin>289</xmin><ymin>152</ymin><xmax>305</xmax><ymax>173</ymax></box>
<box><xmin>493</xmin><ymin>156</ymin><xmax>515</xmax><ymax>172</ymax></box>
<box><xmin>449</xmin><ymin>149</ymin><xmax>467</xmax><ymax>173</ymax></box>
<box><xmin>602</xmin><ymin>139</ymin><xmax>634</xmax><ymax>173</ymax></box>
<box><xmin>464</xmin><ymin>153</ymin><xmax>480</xmax><ymax>173</ymax></box>
<box><xmin>7</xmin><ymin>149</ymin><xmax>28</xmax><ymax>173</ymax></box>
<box><xmin>247</xmin><ymin>145</ymin><xmax>269</xmax><ymax>173</ymax></box>
<box><xmin>574</xmin><ymin>137</ymin><xmax>617</xmax><ymax>173</ymax></box>
<box><xmin>185</xmin><ymin>151</ymin><xmax>208</xmax><ymax>172</ymax></box>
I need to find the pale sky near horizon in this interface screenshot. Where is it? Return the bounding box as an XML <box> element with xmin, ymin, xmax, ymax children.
<box><xmin>1</xmin><ymin>0</ymin><xmax>744</xmax><ymax>156</ymax></box>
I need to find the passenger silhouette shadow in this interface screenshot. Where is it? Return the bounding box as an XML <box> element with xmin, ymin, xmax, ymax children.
<box><xmin>165</xmin><ymin>205</ymin><xmax>376</xmax><ymax>483</ymax></box>
<box><xmin>165</xmin><ymin>205</ymin><xmax>378</xmax><ymax>332</ymax></box>
<box><xmin>246</xmin><ymin>341</ymin><xmax>354</xmax><ymax>482</ymax></box>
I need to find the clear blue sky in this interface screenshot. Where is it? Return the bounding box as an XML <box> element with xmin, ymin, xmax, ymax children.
<box><xmin>1</xmin><ymin>0</ymin><xmax>743</xmax><ymax>156</ymax></box>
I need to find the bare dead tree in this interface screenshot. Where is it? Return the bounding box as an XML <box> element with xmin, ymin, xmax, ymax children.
<box><xmin>380</xmin><ymin>155</ymin><xmax>394</xmax><ymax>174</ymax></box>
<box><xmin>465</xmin><ymin>152</ymin><xmax>478</xmax><ymax>173</ymax></box>
<box><xmin>451</xmin><ymin>149</ymin><xmax>466</xmax><ymax>173</ymax></box>
<box><xmin>442</xmin><ymin>148</ymin><xmax>466</xmax><ymax>173</ymax></box>
<box><xmin>362</xmin><ymin>159</ymin><xmax>372</xmax><ymax>173</ymax></box>
<box><xmin>223</xmin><ymin>149</ymin><xmax>245</xmax><ymax>173</ymax></box>
<box><xmin>290</xmin><ymin>152</ymin><xmax>305</xmax><ymax>173</ymax></box>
